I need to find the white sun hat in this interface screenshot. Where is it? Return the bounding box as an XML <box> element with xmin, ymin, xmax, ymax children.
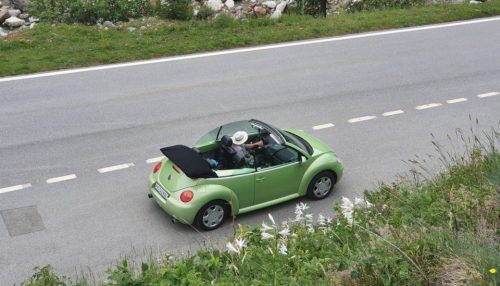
<box><xmin>232</xmin><ymin>131</ymin><xmax>248</xmax><ymax>145</ymax></box>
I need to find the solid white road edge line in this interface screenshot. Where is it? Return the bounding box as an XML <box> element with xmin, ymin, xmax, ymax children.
<box><xmin>348</xmin><ymin>116</ymin><xmax>377</xmax><ymax>123</ymax></box>
<box><xmin>1</xmin><ymin>16</ymin><xmax>500</xmax><ymax>83</ymax></box>
<box><xmin>312</xmin><ymin>123</ymin><xmax>335</xmax><ymax>130</ymax></box>
<box><xmin>415</xmin><ymin>103</ymin><xmax>442</xmax><ymax>110</ymax></box>
<box><xmin>98</xmin><ymin>163</ymin><xmax>135</xmax><ymax>173</ymax></box>
<box><xmin>382</xmin><ymin>110</ymin><xmax>404</xmax><ymax>116</ymax></box>
<box><xmin>477</xmin><ymin>92</ymin><xmax>500</xmax><ymax>98</ymax></box>
<box><xmin>46</xmin><ymin>174</ymin><xmax>77</xmax><ymax>184</ymax></box>
<box><xmin>447</xmin><ymin>98</ymin><xmax>468</xmax><ymax>104</ymax></box>
<box><xmin>146</xmin><ymin>157</ymin><xmax>164</xmax><ymax>164</ymax></box>
<box><xmin>0</xmin><ymin>184</ymin><xmax>32</xmax><ymax>194</ymax></box>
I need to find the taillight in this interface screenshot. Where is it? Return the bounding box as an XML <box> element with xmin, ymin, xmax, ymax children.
<box><xmin>180</xmin><ymin>190</ymin><xmax>194</xmax><ymax>203</ymax></box>
<box><xmin>153</xmin><ymin>162</ymin><xmax>162</xmax><ymax>173</ymax></box>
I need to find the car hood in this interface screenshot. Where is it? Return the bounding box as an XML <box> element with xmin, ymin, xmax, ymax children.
<box><xmin>283</xmin><ymin>128</ymin><xmax>335</xmax><ymax>156</ymax></box>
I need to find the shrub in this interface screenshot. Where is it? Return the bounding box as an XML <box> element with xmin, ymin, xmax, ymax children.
<box><xmin>27</xmin><ymin>0</ymin><xmax>154</xmax><ymax>24</ymax></box>
<box><xmin>346</xmin><ymin>0</ymin><xmax>427</xmax><ymax>13</ymax></box>
<box><xmin>196</xmin><ymin>5</ymin><xmax>216</xmax><ymax>20</ymax></box>
<box><xmin>157</xmin><ymin>0</ymin><xmax>193</xmax><ymax>21</ymax></box>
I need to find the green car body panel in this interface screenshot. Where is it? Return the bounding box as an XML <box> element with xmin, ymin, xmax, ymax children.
<box><xmin>148</xmin><ymin>120</ymin><xmax>343</xmax><ymax>227</ymax></box>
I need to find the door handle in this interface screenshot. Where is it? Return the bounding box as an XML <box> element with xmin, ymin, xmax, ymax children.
<box><xmin>256</xmin><ymin>177</ymin><xmax>265</xmax><ymax>182</ymax></box>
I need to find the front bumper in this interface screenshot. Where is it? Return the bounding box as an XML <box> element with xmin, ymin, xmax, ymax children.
<box><xmin>148</xmin><ymin>174</ymin><xmax>197</xmax><ymax>225</ymax></box>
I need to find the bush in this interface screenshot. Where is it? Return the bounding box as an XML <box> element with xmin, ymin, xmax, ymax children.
<box><xmin>27</xmin><ymin>0</ymin><xmax>154</xmax><ymax>24</ymax></box>
<box><xmin>346</xmin><ymin>0</ymin><xmax>426</xmax><ymax>13</ymax></box>
<box><xmin>196</xmin><ymin>5</ymin><xmax>216</xmax><ymax>20</ymax></box>
<box><xmin>157</xmin><ymin>0</ymin><xmax>193</xmax><ymax>21</ymax></box>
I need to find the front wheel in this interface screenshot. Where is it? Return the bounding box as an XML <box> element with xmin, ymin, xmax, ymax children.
<box><xmin>195</xmin><ymin>200</ymin><xmax>228</xmax><ymax>231</ymax></box>
<box><xmin>307</xmin><ymin>171</ymin><xmax>336</xmax><ymax>200</ymax></box>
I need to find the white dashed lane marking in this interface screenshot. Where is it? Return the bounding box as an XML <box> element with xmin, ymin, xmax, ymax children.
<box><xmin>46</xmin><ymin>174</ymin><xmax>77</xmax><ymax>184</ymax></box>
<box><xmin>477</xmin><ymin>92</ymin><xmax>500</xmax><ymax>98</ymax></box>
<box><xmin>348</xmin><ymin>116</ymin><xmax>377</xmax><ymax>123</ymax></box>
<box><xmin>146</xmin><ymin>157</ymin><xmax>164</xmax><ymax>164</ymax></box>
<box><xmin>415</xmin><ymin>103</ymin><xmax>442</xmax><ymax>110</ymax></box>
<box><xmin>98</xmin><ymin>163</ymin><xmax>135</xmax><ymax>173</ymax></box>
<box><xmin>0</xmin><ymin>184</ymin><xmax>32</xmax><ymax>194</ymax></box>
<box><xmin>447</xmin><ymin>98</ymin><xmax>468</xmax><ymax>104</ymax></box>
<box><xmin>382</xmin><ymin>110</ymin><xmax>404</xmax><ymax>117</ymax></box>
<box><xmin>312</xmin><ymin>123</ymin><xmax>335</xmax><ymax>130</ymax></box>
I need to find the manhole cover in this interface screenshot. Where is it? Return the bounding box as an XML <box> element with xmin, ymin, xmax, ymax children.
<box><xmin>1</xmin><ymin>206</ymin><xmax>45</xmax><ymax>237</ymax></box>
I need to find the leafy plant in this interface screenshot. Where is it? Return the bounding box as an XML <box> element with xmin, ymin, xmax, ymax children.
<box><xmin>196</xmin><ymin>5</ymin><xmax>216</xmax><ymax>20</ymax></box>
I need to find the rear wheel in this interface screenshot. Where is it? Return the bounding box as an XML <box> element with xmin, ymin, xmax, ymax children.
<box><xmin>195</xmin><ymin>200</ymin><xmax>228</xmax><ymax>231</ymax></box>
<box><xmin>307</xmin><ymin>171</ymin><xmax>336</xmax><ymax>200</ymax></box>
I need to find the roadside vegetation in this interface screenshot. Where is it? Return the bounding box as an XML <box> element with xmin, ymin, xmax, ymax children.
<box><xmin>21</xmin><ymin>121</ymin><xmax>499</xmax><ymax>285</ymax></box>
<box><xmin>1</xmin><ymin>0</ymin><xmax>500</xmax><ymax>77</ymax></box>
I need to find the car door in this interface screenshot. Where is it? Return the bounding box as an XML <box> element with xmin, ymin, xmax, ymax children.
<box><xmin>253</xmin><ymin>145</ymin><xmax>305</xmax><ymax>205</ymax></box>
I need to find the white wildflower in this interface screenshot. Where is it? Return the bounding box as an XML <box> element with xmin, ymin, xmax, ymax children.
<box><xmin>268</xmin><ymin>213</ymin><xmax>276</xmax><ymax>225</ymax></box>
<box><xmin>278</xmin><ymin>243</ymin><xmax>288</xmax><ymax>255</ymax></box>
<box><xmin>235</xmin><ymin>238</ymin><xmax>246</xmax><ymax>250</ymax></box>
<box><xmin>305</xmin><ymin>213</ymin><xmax>314</xmax><ymax>222</ymax></box>
<box><xmin>341</xmin><ymin>197</ymin><xmax>354</xmax><ymax>224</ymax></box>
<box><xmin>354</xmin><ymin>197</ymin><xmax>364</xmax><ymax>206</ymax></box>
<box><xmin>297</xmin><ymin>202</ymin><xmax>309</xmax><ymax>211</ymax></box>
<box><xmin>366</xmin><ymin>200</ymin><xmax>374</xmax><ymax>208</ymax></box>
<box><xmin>261</xmin><ymin>222</ymin><xmax>273</xmax><ymax>231</ymax></box>
<box><xmin>226</xmin><ymin>241</ymin><xmax>239</xmax><ymax>254</ymax></box>
<box><xmin>326</xmin><ymin>216</ymin><xmax>333</xmax><ymax>224</ymax></box>
<box><xmin>279</xmin><ymin>227</ymin><xmax>290</xmax><ymax>238</ymax></box>
<box><xmin>317</xmin><ymin>214</ymin><xmax>326</xmax><ymax>226</ymax></box>
<box><xmin>261</xmin><ymin>232</ymin><xmax>274</xmax><ymax>240</ymax></box>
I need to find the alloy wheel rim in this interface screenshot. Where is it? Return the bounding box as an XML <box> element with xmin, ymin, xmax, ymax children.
<box><xmin>313</xmin><ymin>177</ymin><xmax>332</xmax><ymax>197</ymax></box>
<box><xmin>202</xmin><ymin>205</ymin><xmax>224</xmax><ymax>227</ymax></box>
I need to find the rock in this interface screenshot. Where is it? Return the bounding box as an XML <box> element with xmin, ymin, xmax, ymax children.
<box><xmin>469</xmin><ymin>0</ymin><xmax>482</xmax><ymax>3</ymax></box>
<box><xmin>270</xmin><ymin>9</ymin><xmax>281</xmax><ymax>19</ymax></box>
<box><xmin>0</xmin><ymin>7</ymin><xmax>9</xmax><ymax>24</ymax></box>
<box><xmin>28</xmin><ymin>16</ymin><xmax>39</xmax><ymax>23</ymax></box>
<box><xmin>11</xmin><ymin>0</ymin><xmax>29</xmax><ymax>10</ymax></box>
<box><xmin>262</xmin><ymin>1</ymin><xmax>277</xmax><ymax>8</ymax></box>
<box><xmin>29</xmin><ymin>22</ymin><xmax>35</xmax><ymax>28</ymax></box>
<box><xmin>140</xmin><ymin>25</ymin><xmax>146</xmax><ymax>30</ymax></box>
<box><xmin>127</xmin><ymin>27</ymin><xmax>137</xmax><ymax>32</ymax></box>
<box><xmin>103</xmin><ymin>21</ymin><xmax>115</xmax><ymax>28</ymax></box>
<box><xmin>275</xmin><ymin>1</ymin><xmax>287</xmax><ymax>13</ymax></box>
<box><xmin>206</xmin><ymin>0</ymin><xmax>224</xmax><ymax>11</ymax></box>
<box><xmin>225</xmin><ymin>0</ymin><xmax>235</xmax><ymax>8</ymax></box>
<box><xmin>8</xmin><ymin>9</ymin><xmax>20</xmax><ymax>17</ymax></box>
<box><xmin>254</xmin><ymin>6</ymin><xmax>267</xmax><ymax>17</ymax></box>
<box><xmin>18</xmin><ymin>12</ymin><xmax>28</xmax><ymax>19</ymax></box>
<box><xmin>4</xmin><ymin>16</ymin><xmax>24</xmax><ymax>27</ymax></box>
<box><xmin>0</xmin><ymin>1</ymin><xmax>3</xmax><ymax>8</ymax></box>
<box><xmin>0</xmin><ymin>26</ymin><xmax>8</xmax><ymax>37</ymax></box>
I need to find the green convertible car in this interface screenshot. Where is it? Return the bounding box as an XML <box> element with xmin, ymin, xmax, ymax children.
<box><xmin>148</xmin><ymin>119</ymin><xmax>343</xmax><ymax>230</ymax></box>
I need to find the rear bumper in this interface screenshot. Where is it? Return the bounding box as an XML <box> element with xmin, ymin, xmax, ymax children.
<box><xmin>148</xmin><ymin>174</ymin><xmax>197</xmax><ymax>225</ymax></box>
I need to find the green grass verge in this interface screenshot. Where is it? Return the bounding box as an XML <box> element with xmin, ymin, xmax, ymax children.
<box><xmin>20</xmin><ymin>126</ymin><xmax>499</xmax><ymax>285</ymax></box>
<box><xmin>1</xmin><ymin>1</ymin><xmax>500</xmax><ymax>77</ymax></box>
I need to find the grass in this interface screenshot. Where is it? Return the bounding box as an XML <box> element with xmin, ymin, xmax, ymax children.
<box><xmin>20</xmin><ymin>122</ymin><xmax>500</xmax><ymax>285</ymax></box>
<box><xmin>1</xmin><ymin>1</ymin><xmax>500</xmax><ymax>76</ymax></box>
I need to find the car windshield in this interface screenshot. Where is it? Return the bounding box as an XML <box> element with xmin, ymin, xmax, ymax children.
<box><xmin>196</xmin><ymin>119</ymin><xmax>285</xmax><ymax>146</ymax></box>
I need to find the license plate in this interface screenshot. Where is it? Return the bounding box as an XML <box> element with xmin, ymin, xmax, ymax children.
<box><xmin>154</xmin><ymin>183</ymin><xmax>170</xmax><ymax>200</ymax></box>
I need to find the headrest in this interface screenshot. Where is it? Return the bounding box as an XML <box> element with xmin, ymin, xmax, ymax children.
<box><xmin>221</xmin><ymin>135</ymin><xmax>233</xmax><ymax>147</ymax></box>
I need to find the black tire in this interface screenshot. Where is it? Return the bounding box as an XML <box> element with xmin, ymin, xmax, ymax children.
<box><xmin>306</xmin><ymin>171</ymin><xmax>336</xmax><ymax>200</ymax></box>
<box><xmin>195</xmin><ymin>200</ymin><xmax>228</xmax><ymax>231</ymax></box>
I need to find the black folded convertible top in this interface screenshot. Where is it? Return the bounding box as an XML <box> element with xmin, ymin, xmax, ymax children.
<box><xmin>160</xmin><ymin>145</ymin><xmax>217</xmax><ymax>179</ymax></box>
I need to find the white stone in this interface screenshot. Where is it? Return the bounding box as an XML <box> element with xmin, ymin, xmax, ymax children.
<box><xmin>127</xmin><ymin>27</ymin><xmax>137</xmax><ymax>32</ymax></box>
<box><xmin>0</xmin><ymin>27</ymin><xmax>8</xmax><ymax>37</ymax></box>
<box><xmin>270</xmin><ymin>9</ymin><xmax>281</xmax><ymax>19</ymax></box>
<box><xmin>4</xmin><ymin>16</ymin><xmax>24</xmax><ymax>27</ymax></box>
<box><xmin>206</xmin><ymin>0</ymin><xmax>224</xmax><ymax>11</ymax></box>
<box><xmin>263</xmin><ymin>1</ymin><xmax>276</xmax><ymax>8</ymax></box>
<box><xmin>8</xmin><ymin>9</ymin><xmax>20</xmax><ymax>17</ymax></box>
<box><xmin>29</xmin><ymin>22</ymin><xmax>35</xmax><ymax>29</ymax></box>
<box><xmin>225</xmin><ymin>0</ymin><xmax>235</xmax><ymax>8</ymax></box>
<box><xmin>469</xmin><ymin>0</ymin><xmax>481</xmax><ymax>3</ymax></box>
<box><xmin>275</xmin><ymin>1</ymin><xmax>287</xmax><ymax>13</ymax></box>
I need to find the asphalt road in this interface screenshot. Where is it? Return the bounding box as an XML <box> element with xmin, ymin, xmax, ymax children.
<box><xmin>1</xmin><ymin>17</ymin><xmax>500</xmax><ymax>284</ymax></box>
